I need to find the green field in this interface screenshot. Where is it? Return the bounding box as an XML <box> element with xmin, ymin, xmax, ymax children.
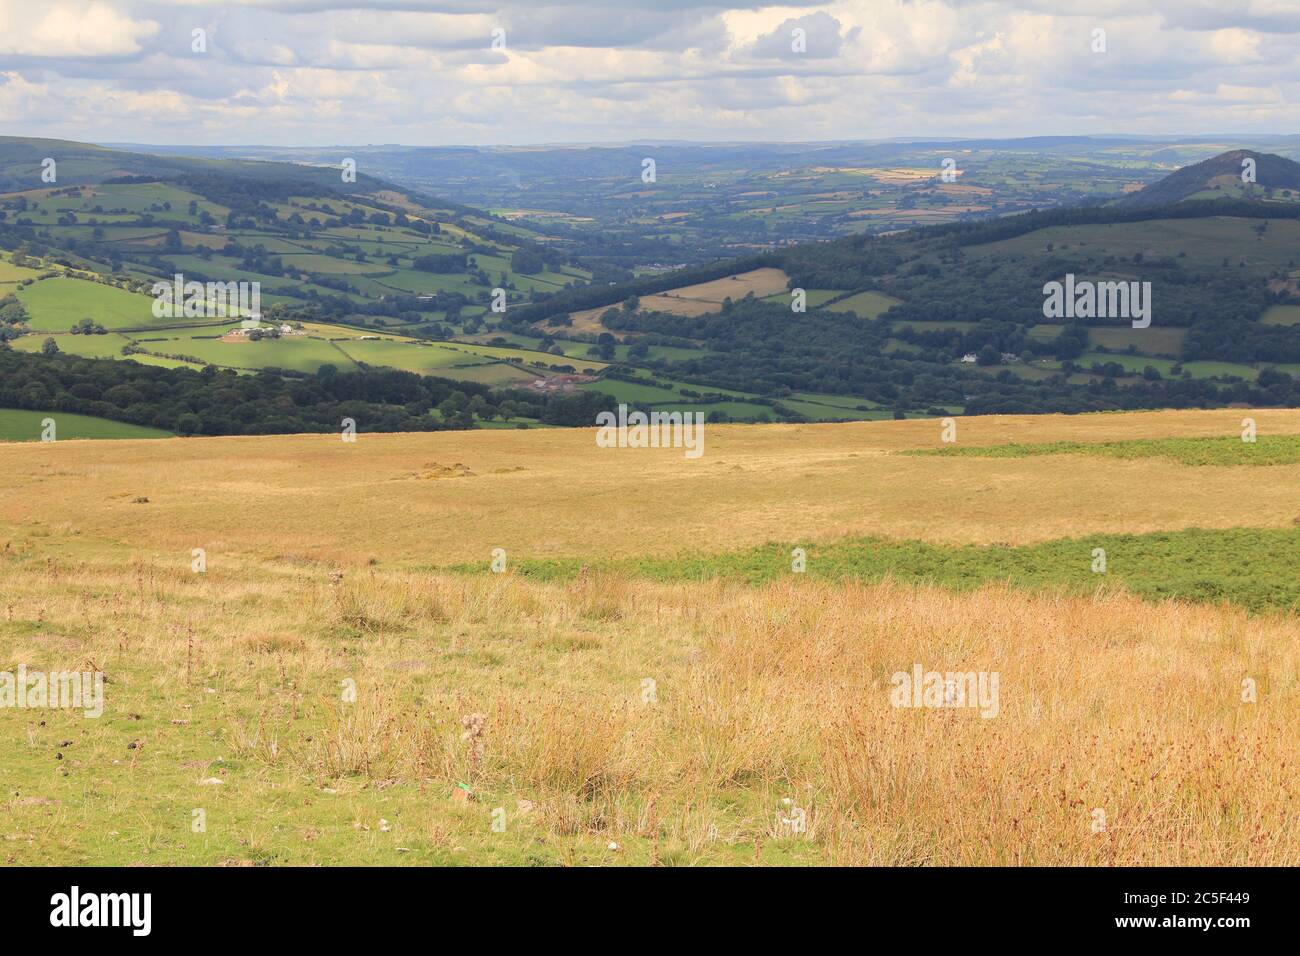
<box><xmin>582</xmin><ymin>377</ymin><xmax>684</xmax><ymax>404</ymax></box>
<box><xmin>1026</xmin><ymin>323</ymin><xmax>1065</xmax><ymax>342</ymax></box>
<box><xmin>0</xmin><ymin>408</ymin><xmax>172</xmax><ymax>442</ymax></box>
<box><xmin>1077</xmin><ymin>351</ymin><xmax>1260</xmax><ymax>380</ymax></box>
<box><xmin>124</xmin><ymin>353</ymin><xmax>209</xmax><ymax>372</ymax></box>
<box><xmin>437</xmin><ymin>362</ymin><xmax>540</xmax><ymax>385</ymax></box>
<box><xmin>789</xmin><ymin>390</ymin><xmax>881</xmax><ymax>410</ymax></box>
<box><xmin>12</xmin><ymin>330</ymin><xmax>135</xmax><ymax>359</ymax></box>
<box><xmin>17</xmin><ymin>277</ymin><xmax>160</xmax><ymax>331</ymax></box>
<box><xmin>1261</xmin><ymin>304</ymin><xmax>1300</xmax><ymax>326</ymax></box>
<box><xmin>1088</xmin><ymin>326</ymin><xmax>1187</xmax><ymax>356</ymax></box>
<box><xmin>339</xmin><ymin>337</ymin><xmax>490</xmax><ymax>374</ymax></box>
<box><xmin>149</xmin><ymin>332</ymin><xmax>356</xmax><ymax>373</ymax></box>
<box><xmin>778</xmin><ymin>397</ymin><xmax>895</xmax><ymax>421</ymax></box>
<box><xmin>825</xmin><ymin>290</ymin><xmax>903</xmax><ymax>318</ymax></box>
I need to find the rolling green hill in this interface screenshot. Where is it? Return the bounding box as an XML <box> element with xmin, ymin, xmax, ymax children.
<box><xmin>0</xmin><ymin>137</ymin><xmax>612</xmax><ymax>389</ymax></box>
<box><xmin>1118</xmin><ymin>149</ymin><xmax>1300</xmax><ymax>208</ymax></box>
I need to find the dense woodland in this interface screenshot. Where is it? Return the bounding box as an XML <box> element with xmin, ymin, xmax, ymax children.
<box><xmin>0</xmin><ymin>349</ymin><xmax>615</xmax><ymax>435</ymax></box>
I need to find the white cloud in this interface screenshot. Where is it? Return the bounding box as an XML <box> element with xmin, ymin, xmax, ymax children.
<box><xmin>0</xmin><ymin>1</ymin><xmax>159</xmax><ymax>57</ymax></box>
<box><xmin>0</xmin><ymin>0</ymin><xmax>1296</xmax><ymax>144</ymax></box>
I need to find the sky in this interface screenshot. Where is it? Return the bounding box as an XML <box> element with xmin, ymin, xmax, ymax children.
<box><xmin>0</xmin><ymin>0</ymin><xmax>1297</xmax><ymax>147</ymax></box>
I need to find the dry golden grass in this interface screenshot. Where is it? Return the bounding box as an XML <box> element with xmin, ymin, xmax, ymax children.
<box><xmin>554</xmin><ymin>303</ymin><xmax>617</xmax><ymax>335</ymax></box>
<box><xmin>2</xmin><ymin>409</ymin><xmax>1298</xmax><ymax>568</ymax></box>
<box><xmin>2</xmin><ymin>550</ymin><xmax>1295</xmax><ymax>864</ymax></box>
<box><xmin>640</xmin><ymin>267</ymin><xmax>790</xmax><ymax>312</ymax></box>
<box><xmin>635</xmin><ymin>294</ymin><xmax>723</xmax><ymax>317</ymax></box>
<box><xmin>2</xmin><ymin>409</ymin><xmax>1298</xmax><ymax>865</ymax></box>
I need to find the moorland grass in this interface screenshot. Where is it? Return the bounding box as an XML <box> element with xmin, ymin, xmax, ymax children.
<box><xmin>1</xmin><ymin>550</ymin><xmax>1296</xmax><ymax>865</ymax></box>
<box><xmin>2</xmin><ymin>410</ymin><xmax>1298</xmax><ymax>865</ymax></box>
<box><xmin>2</xmin><ymin>410</ymin><xmax>1297</xmax><ymax>566</ymax></box>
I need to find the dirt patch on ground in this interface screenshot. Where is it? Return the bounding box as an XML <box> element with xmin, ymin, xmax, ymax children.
<box><xmin>400</xmin><ymin>462</ymin><xmax>476</xmax><ymax>480</ymax></box>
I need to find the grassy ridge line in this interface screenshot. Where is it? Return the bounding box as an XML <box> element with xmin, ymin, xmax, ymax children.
<box><xmin>904</xmin><ymin>435</ymin><xmax>1300</xmax><ymax>466</ymax></box>
<box><xmin>450</xmin><ymin>527</ymin><xmax>1300</xmax><ymax>614</ymax></box>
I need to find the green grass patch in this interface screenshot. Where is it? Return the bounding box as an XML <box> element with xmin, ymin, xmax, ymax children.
<box><xmin>1075</xmin><ymin>351</ymin><xmax>1260</xmax><ymax>381</ymax></box>
<box><xmin>1088</xmin><ymin>326</ymin><xmax>1187</xmax><ymax>357</ymax></box>
<box><xmin>906</xmin><ymin>435</ymin><xmax>1300</xmax><ymax>467</ymax></box>
<box><xmin>12</xmin><ymin>331</ymin><xmax>135</xmax><ymax>359</ymax></box>
<box><xmin>0</xmin><ymin>256</ymin><xmax>45</xmax><ymax>283</ymax></box>
<box><xmin>0</xmin><ymin>409</ymin><xmax>172</xmax><ymax>442</ymax></box>
<box><xmin>17</xmin><ymin>277</ymin><xmax>159</xmax><ymax>331</ymax></box>
<box><xmin>456</xmin><ymin>527</ymin><xmax>1300</xmax><ymax>614</ymax></box>
<box><xmin>581</xmin><ymin>378</ymin><xmax>682</xmax><ymax>404</ymax></box>
<box><xmin>824</xmin><ymin>290</ymin><xmax>902</xmax><ymax>318</ymax></box>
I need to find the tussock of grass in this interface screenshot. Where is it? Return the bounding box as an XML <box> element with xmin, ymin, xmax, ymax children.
<box><xmin>905</xmin><ymin>434</ymin><xmax>1300</xmax><ymax>466</ymax></box>
<box><xmin>487</xmin><ymin>527</ymin><xmax>1300</xmax><ymax>613</ymax></box>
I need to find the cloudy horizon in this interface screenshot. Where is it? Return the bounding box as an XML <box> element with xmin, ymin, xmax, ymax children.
<box><xmin>1</xmin><ymin>0</ymin><xmax>1297</xmax><ymax>147</ymax></box>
